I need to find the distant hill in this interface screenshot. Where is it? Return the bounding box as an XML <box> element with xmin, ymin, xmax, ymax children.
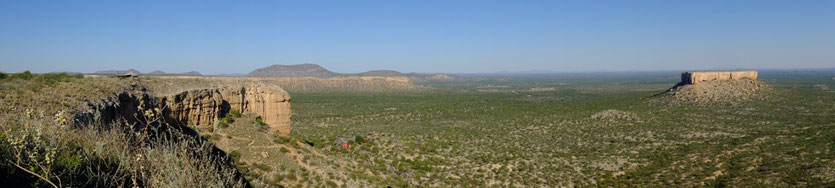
<box><xmin>93</xmin><ymin>69</ymin><xmax>141</xmax><ymax>75</ymax></box>
<box><xmin>147</xmin><ymin>70</ymin><xmax>167</xmax><ymax>75</ymax></box>
<box><xmin>247</xmin><ymin>64</ymin><xmax>341</xmax><ymax>78</ymax></box>
<box><xmin>146</xmin><ymin>70</ymin><xmax>202</xmax><ymax>76</ymax></box>
<box><xmin>356</xmin><ymin>70</ymin><xmax>405</xmax><ymax>76</ymax></box>
<box><xmin>180</xmin><ymin>71</ymin><xmax>202</xmax><ymax>76</ymax></box>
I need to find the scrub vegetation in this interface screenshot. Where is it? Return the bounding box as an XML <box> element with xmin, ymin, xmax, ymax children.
<box><xmin>1</xmin><ymin>71</ymin><xmax>833</xmax><ymax>187</ymax></box>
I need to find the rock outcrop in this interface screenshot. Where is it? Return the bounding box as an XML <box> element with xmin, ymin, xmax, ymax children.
<box><xmin>220</xmin><ymin>86</ymin><xmax>292</xmax><ymax>135</ymax></box>
<box><xmin>681</xmin><ymin>71</ymin><xmax>757</xmax><ymax>84</ymax></box>
<box><xmin>662</xmin><ymin>70</ymin><xmax>770</xmax><ymax>103</ymax></box>
<box><xmin>165</xmin><ymin>89</ymin><xmax>226</xmax><ymax>127</ymax></box>
<box><xmin>164</xmin><ymin>86</ymin><xmax>292</xmax><ymax>135</ymax></box>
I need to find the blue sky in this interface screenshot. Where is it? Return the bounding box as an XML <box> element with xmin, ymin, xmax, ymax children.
<box><xmin>0</xmin><ymin>1</ymin><xmax>833</xmax><ymax>74</ymax></box>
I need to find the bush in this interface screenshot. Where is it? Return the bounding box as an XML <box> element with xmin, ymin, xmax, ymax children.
<box><xmin>255</xmin><ymin>117</ymin><xmax>268</xmax><ymax>128</ymax></box>
<box><xmin>355</xmin><ymin>135</ymin><xmax>366</xmax><ymax>144</ymax></box>
<box><xmin>273</xmin><ymin>135</ymin><xmax>291</xmax><ymax>144</ymax></box>
<box><xmin>286</xmin><ymin>173</ymin><xmax>297</xmax><ymax>181</ymax></box>
<box><xmin>228</xmin><ymin>109</ymin><xmax>241</xmax><ymax>118</ymax></box>
<box><xmin>0</xmin><ymin>72</ymin><xmax>7</xmax><ymax>79</ymax></box>
<box><xmin>218</xmin><ymin>115</ymin><xmax>235</xmax><ymax>128</ymax></box>
<box><xmin>280</xmin><ymin>147</ymin><xmax>290</xmax><ymax>153</ymax></box>
<box><xmin>229</xmin><ymin>150</ymin><xmax>242</xmax><ymax>161</ymax></box>
<box><xmin>10</xmin><ymin>71</ymin><xmax>33</xmax><ymax>80</ymax></box>
<box><xmin>273</xmin><ymin>174</ymin><xmax>283</xmax><ymax>182</ymax></box>
<box><xmin>255</xmin><ymin>163</ymin><xmax>272</xmax><ymax>172</ymax></box>
<box><xmin>37</xmin><ymin>72</ymin><xmax>82</xmax><ymax>82</ymax></box>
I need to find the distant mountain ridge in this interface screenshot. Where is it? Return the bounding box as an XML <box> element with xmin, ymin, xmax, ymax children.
<box><xmin>94</xmin><ymin>69</ymin><xmax>201</xmax><ymax>76</ymax></box>
<box><xmin>247</xmin><ymin>64</ymin><xmax>461</xmax><ymax>82</ymax></box>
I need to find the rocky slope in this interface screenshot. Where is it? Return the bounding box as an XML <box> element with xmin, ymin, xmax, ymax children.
<box><xmin>665</xmin><ymin>79</ymin><xmax>772</xmax><ymax>103</ymax></box>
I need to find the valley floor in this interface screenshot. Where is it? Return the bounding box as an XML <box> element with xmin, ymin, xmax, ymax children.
<box><xmin>287</xmin><ymin>77</ymin><xmax>835</xmax><ymax>187</ymax></box>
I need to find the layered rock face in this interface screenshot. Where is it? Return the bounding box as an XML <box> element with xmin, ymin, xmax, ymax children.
<box><xmin>165</xmin><ymin>89</ymin><xmax>226</xmax><ymax>127</ymax></box>
<box><xmin>681</xmin><ymin>71</ymin><xmax>757</xmax><ymax>84</ymax></box>
<box><xmin>164</xmin><ymin>86</ymin><xmax>292</xmax><ymax>135</ymax></box>
<box><xmin>220</xmin><ymin>86</ymin><xmax>292</xmax><ymax>135</ymax></box>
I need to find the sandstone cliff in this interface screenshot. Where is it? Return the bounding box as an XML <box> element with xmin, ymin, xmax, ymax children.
<box><xmin>163</xmin><ymin>86</ymin><xmax>292</xmax><ymax>135</ymax></box>
<box><xmin>220</xmin><ymin>86</ymin><xmax>292</xmax><ymax>135</ymax></box>
<box><xmin>681</xmin><ymin>71</ymin><xmax>757</xmax><ymax>84</ymax></box>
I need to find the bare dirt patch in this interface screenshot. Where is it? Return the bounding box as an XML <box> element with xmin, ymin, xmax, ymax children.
<box><xmin>590</xmin><ymin>109</ymin><xmax>641</xmax><ymax>123</ymax></box>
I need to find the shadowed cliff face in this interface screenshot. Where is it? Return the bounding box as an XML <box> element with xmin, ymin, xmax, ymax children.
<box><xmin>165</xmin><ymin>86</ymin><xmax>292</xmax><ymax>135</ymax></box>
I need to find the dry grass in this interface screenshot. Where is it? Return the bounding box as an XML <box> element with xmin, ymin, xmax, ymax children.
<box><xmin>0</xmin><ymin>74</ymin><xmax>246</xmax><ymax>187</ymax></box>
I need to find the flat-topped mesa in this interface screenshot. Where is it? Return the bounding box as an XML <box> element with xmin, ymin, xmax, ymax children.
<box><xmin>681</xmin><ymin>71</ymin><xmax>757</xmax><ymax>84</ymax></box>
<box><xmin>164</xmin><ymin>86</ymin><xmax>292</xmax><ymax>135</ymax></box>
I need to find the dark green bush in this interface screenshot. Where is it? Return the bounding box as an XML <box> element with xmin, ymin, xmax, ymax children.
<box><xmin>228</xmin><ymin>109</ymin><xmax>241</xmax><ymax>118</ymax></box>
<box><xmin>273</xmin><ymin>134</ymin><xmax>291</xmax><ymax>144</ymax></box>
<box><xmin>255</xmin><ymin>117</ymin><xmax>268</xmax><ymax>128</ymax></box>
<box><xmin>10</xmin><ymin>71</ymin><xmax>33</xmax><ymax>80</ymax></box>
<box><xmin>255</xmin><ymin>163</ymin><xmax>272</xmax><ymax>172</ymax></box>
<box><xmin>229</xmin><ymin>150</ymin><xmax>242</xmax><ymax>161</ymax></box>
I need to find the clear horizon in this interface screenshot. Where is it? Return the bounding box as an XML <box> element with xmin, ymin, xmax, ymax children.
<box><xmin>1</xmin><ymin>1</ymin><xmax>833</xmax><ymax>74</ymax></box>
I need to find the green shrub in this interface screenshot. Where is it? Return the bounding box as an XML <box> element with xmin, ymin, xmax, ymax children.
<box><xmin>280</xmin><ymin>147</ymin><xmax>290</xmax><ymax>153</ymax></box>
<box><xmin>228</xmin><ymin>109</ymin><xmax>241</xmax><ymax>118</ymax></box>
<box><xmin>286</xmin><ymin>173</ymin><xmax>297</xmax><ymax>181</ymax></box>
<box><xmin>218</xmin><ymin>121</ymin><xmax>229</xmax><ymax>128</ymax></box>
<box><xmin>355</xmin><ymin>135</ymin><xmax>365</xmax><ymax>144</ymax></box>
<box><xmin>37</xmin><ymin>72</ymin><xmax>82</xmax><ymax>82</ymax></box>
<box><xmin>255</xmin><ymin>117</ymin><xmax>268</xmax><ymax>128</ymax></box>
<box><xmin>10</xmin><ymin>70</ymin><xmax>33</xmax><ymax>80</ymax></box>
<box><xmin>255</xmin><ymin>163</ymin><xmax>272</xmax><ymax>172</ymax></box>
<box><xmin>229</xmin><ymin>150</ymin><xmax>241</xmax><ymax>161</ymax></box>
<box><xmin>236</xmin><ymin>164</ymin><xmax>250</xmax><ymax>175</ymax></box>
<box><xmin>0</xmin><ymin>72</ymin><xmax>7</xmax><ymax>79</ymax></box>
<box><xmin>273</xmin><ymin>135</ymin><xmax>291</xmax><ymax>144</ymax></box>
<box><xmin>218</xmin><ymin>115</ymin><xmax>235</xmax><ymax>128</ymax></box>
<box><xmin>273</xmin><ymin>174</ymin><xmax>283</xmax><ymax>182</ymax></box>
